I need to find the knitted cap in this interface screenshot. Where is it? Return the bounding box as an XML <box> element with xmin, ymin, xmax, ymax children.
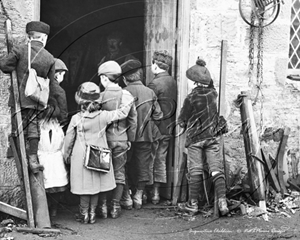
<box><xmin>54</xmin><ymin>58</ymin><xmax>68</xmax><ymax>72</ymax></box>
<box><xmin>152</xmin><ymin>50</ymin><xmax>172</xmax><ymax>70</ymax></box>
<box><xmin>186</xmin><ymin>59</ymin><xmax>211</xmax><ymax>85</ymax></box>
<box><xmin>121</xmin><ymin>59</ymin><xmax>142</xmax><ymax>76</ymax></box>
<box><xmin>26</xmin><ymin>21</ymin><xmax>50</xmax><ymax>35</ymax></box>
<box><xmin>98</xmin><ymin>60</ymin><xmax>122</xmax><ymax>82</ymax></box>
<box><xmin>75</xmin><ymin>82</ymin><xmax>101</xmax><ymax>105</ymax></box>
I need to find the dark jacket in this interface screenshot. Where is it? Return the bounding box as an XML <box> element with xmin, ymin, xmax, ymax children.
<box><xmin>178</xmin><ymin>85</ymin><xmax>219</xmax><ymax>147</ymax></box>
<box><xmin>125</xmin><ymin>80</ymin><xmax>163</xmax><ymax>142</ymax></box>
<box><xmin>0</xmin><ymin>40</ymin><xmax>57</xmax><ymax>111</ymax></box>
<box><xmin>147</xmin><ymin>72</ymin><xmax>177</xmax><ymax>135</ymax></box>
<box><xmin>100</xmin><ymin>85</ymin><xmax>137</xmax><ymax>142</ymax></box>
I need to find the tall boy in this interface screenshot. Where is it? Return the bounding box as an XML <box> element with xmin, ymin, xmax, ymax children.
<box><xmin>98</xmin><ymin>60</ymin><xmax>137</xmax><ymax>218</ymax></box>
<box><xmin>147</xmin><ymin>50</ymin><xmax>177</xmax><ymax>204</ymax></box>
<box><xmin>0</xmin><ymin>21</ymin><xmax>58</xmax><ymax>174</ymax></box>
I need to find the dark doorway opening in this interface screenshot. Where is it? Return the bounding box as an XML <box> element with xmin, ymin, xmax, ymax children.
<box><xmin>41</xmin><ymin>0</ymin><xmax>145</xmax><ymax>114</ymax></box>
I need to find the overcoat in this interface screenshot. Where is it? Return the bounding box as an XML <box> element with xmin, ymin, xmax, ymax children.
<box><xmin>147</xmin><ymin>72</ymin><xmax>177</xmax><ymax>136</ymax></box>
<box><xmin>63</xmin><ymin>105</ymin><xmax>131</xmax><ymax>195</ymax></box>
<box><xmin>124</xmin><ymin>80</ymin><xmax>163</xmax><ymax>142</ymax></box>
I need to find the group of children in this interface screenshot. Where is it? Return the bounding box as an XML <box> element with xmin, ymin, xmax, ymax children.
<box><xmin>0</xmin><ymin>20</ymin><xmax>229</xmax><ymax>225</ymax></box>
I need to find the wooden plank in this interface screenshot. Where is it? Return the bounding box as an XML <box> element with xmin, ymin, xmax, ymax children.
<box><xmin>171</xmin><ymin>0</ymin><xmax>190</xmax><ymax>205</ymax></box>
<box><xmin>9</xmin><ymin>135</ymin><xmax>24</xmax><ymax>182</ymax></box>
<box><xmin>276</xmin><ymin>127</ymin><xmax>290</xmax><ymax>195</ymax></box>
<box><xmin>5</xmin><ymin>19</ymin><xmax>35</xmax><ymax>228</ymax></box>
<box><xmin>144</xmin><ymin>0</ymin><xmax>177</xmax><ymax>84</ymax></box>
<box><xmin>33</xmin><ymin>0</ymin><xmax>41</xmax><ymax>21</ymax></box>
<box><xmin>0</xmin><ymin>201</ymin><xmax>27</xmax><ymax>220</ymax></box>
<box><xmin>144</xmin><ymin>0</ymin><xmax>178</xmax><ymax>200</ymax></box>
<box><xmin>16</xmin><ymin>227</ymin><xmax>61</xmax><ymax>234</ymax></box>
<box><xmin>218</xmin><ymin>40</ymin><xmax>229</xmax><ymax>189</ymax></box>
<box><xmin>261</xmin><ymin>149</ymin><xmax>281</xmax><ymax>193</ymax></box>
<box><xmin>179</xmin><ymin>164</ymin><xmax>188</xmax><ymax>202</ymax></box>
<box><xmin>218</xmin><ymin>40</ymin><xmax>228</xmax><ymax>116</ymax></box>
<box><xmin>239</xmin><ymin>92</ymin><xmax>266</xmax><ymax>205</ymax></box>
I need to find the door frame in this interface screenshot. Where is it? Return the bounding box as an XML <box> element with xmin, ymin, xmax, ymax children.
<box><xmin>36</xmin><ymin>0</ymin><xmax>191</xmax><ymax>204</ymax></box>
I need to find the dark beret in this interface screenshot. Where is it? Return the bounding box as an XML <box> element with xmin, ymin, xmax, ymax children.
<box><xmin>26</xmin><ymin>21</ymin><xmax>50</xmax><ymax>35</ymax></box>
<box><xmin>121</xmin><ymin>59</ymin><xmax>142</xmax><ymax>76</ymax></box>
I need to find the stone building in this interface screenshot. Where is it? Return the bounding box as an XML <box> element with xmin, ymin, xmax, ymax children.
<box><xmin>0</xmin><ymin>0</ymin><xmax>297</xmax><ymax>207</ymax></box>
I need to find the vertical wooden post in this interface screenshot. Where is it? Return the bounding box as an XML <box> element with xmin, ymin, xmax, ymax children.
<box><xmin>239</xmin><ymin>92</ymin><xmax>266</xmax><ymax>207</ymax></box>
<box><xmin>33</xmin><ymin>0</ymin><xmax>41</xmax><ymax>21</ymax></box>
<box><xmin>218</xmin><ymin>40</ymin><xmax>228</xmax><ymax>186</ymax></box>
<box><xmin>171</xmin><ymin>0</ymin><xmax>190</xmax><ymax>205</ymax></box>
<box><xmin>5</xmin><ymin>19</ymin><xmax>35</xmax><ymax>228</ymax></box>
<box><xmin>276</xmin><ymin>127</ymin><xmax>290</xmax><ymax>195</ymax></box>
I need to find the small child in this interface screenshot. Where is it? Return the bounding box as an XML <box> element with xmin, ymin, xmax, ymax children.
<box><xmin>38</xmin><ymin>58</ymin><xmax>69</xmax><ymax>217</ymax></box>
<box><xmin>177</xmin><ymin>58</ymin><xmax>229</xmax><ymax>216</ymax></box>
<box><xmin>63</xmin><ymin>82</ymin><xmax>133</xmax><ymax>224</ymax></box>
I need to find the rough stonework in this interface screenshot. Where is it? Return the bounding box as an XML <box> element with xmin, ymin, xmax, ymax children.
<box><xmin>0</xmin><ymin>0</ymin><xmax>36</xmax><ymax>208</ymax></box>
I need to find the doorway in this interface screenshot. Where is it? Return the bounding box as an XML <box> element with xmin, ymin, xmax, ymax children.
<box><xmin>41</xmin><ymin>0</ymin><xmax>145</xmax><ymax>114</ymax></box>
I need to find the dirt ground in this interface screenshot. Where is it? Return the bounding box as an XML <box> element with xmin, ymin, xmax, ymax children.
<box><xmin>2</xmin><ymin>200</ymin><xmax>300</xmax><ymax>240</ymax></box>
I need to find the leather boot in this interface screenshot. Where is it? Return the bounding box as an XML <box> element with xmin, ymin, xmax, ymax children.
<box><xmin>110</xmin><ymin>199</ymin><xmax>121</xmax><ymax>219</ymax></box>
<box><xmin>89</xmin><ymin>205</ymin><xmax>97</xmax><ymax>224</ymax></box>
<box><xmin>218</xmin><ymin>197</ymin><xmax>229</xmax><ymax>216</ymax></box>
<box><xmin>75</xmin><ymin>205</ymin><xmax>89</xmax><ymax>224</ymax></box>
<box><xmin>178</xmin><ymin>199</ymin><xmax>199</xmax><ymax>215</ymax></box>
<box><xmin>120</xmin><ymin>190</ymin><xmax>133</xmax><ymax>210</ymax></box>
<box><xmin>98</xmin><ymin>200</ymin><xmax>107</xmax><ymax>219</ymax></box>
<box><xmin>133</xmin><ymin>189</ymin><xmax>143</xmax><ymax>209</ymax></box>
<box><xmin>151</xmin><ymin>186</ymin><xmax>160</xmax><ymax>205</ymax></box>
<box><xmin>28</xmin><ymin>154</ymin><xmax>44</xmax><ymax>174</ymax></box>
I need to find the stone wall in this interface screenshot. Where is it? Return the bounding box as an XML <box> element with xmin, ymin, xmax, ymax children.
<box><xmin>189</xmin><ymin>0</ymin><xmax>296</xmax><ymax>179</ymax></box>
<box><xmin>0</xmin><ymin>0</ymin><xmax>36</xmax><ymax>208</ymax></box>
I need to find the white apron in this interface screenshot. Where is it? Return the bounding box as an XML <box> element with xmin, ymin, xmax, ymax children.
<box><xmin>38</xmin><ymin>119</ymin><xmax>68</xmax><ymax>189</ymax></box>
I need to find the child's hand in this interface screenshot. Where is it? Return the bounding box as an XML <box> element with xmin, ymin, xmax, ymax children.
<box><xmin>64</xmin><ymin>156</ymin><xmax>71</xmax><ymax>165</ymax></box>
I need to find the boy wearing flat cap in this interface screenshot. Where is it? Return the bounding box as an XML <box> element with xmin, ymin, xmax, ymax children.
<box><xmin>147</xmin><ymin>50</ymin><xmax>177</xmax><ymax>205</ymax></box>
<box><xmin>177</xmin><ymin>59</ymin><xmax>229</xmax><ymax>216</ymax></box>
<box><xmin>0</xmin><ymin>21</ymin><xmax>59</xmax><ymax>174</ymax></box>
<box><xmin>98</xmin><ymin>60</ymin><xmax>137</xmax><ymax>219</ymax></box>
<box><xmin>120</xmin><ymin>59</ymin><xmax>163</xmax><ymax>209</ymax></box>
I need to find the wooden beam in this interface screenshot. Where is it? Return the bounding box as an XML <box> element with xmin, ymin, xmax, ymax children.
<box><xmin>218</xmin><ymin>40</ymin><xmax>229</xmax><ymax>188</ymax></box>
<box><xmin>16</xmin><ymin>227</ymin><xmax>61</xmax><ymax>235</ymax></box>
<box><xmin>33</xmin><ymin>0</ymin><xmax>41</xmax><ymax>21</ymax></box>
<box><xmin>218</xmin><ymin>40</ymin><xmax>228</xmax><ymax>116</ymax></box>
<box><xmin>171</xmin><ymin>0</ymin><xmax>190</xmax><ymax>205</ymax></box>
<box><xmin>261</xmin><ymin>149</ymin><xmax>281</xmax><ymax>193</ymax></box>
<box><xmin>5</xmin><ymin>19</ymin><xmax>35</xmax><ymax>228</ymax></box>
<box><xmin>276</xmin><ymin>127</ymin><xmax>290</xmax><ymax>195</ymax></box>
<box><xmin>9</xmin><ymin>136</ymin><xmax>23</xmax><ymax>183</ymax></box>
<box><xmin>0</xmin><ymin>201</ymin><xmax>27</xmax><ymax>220</ymax></box>
<box><xmin>239</xmin><ymin>92</ymin><xmax>266</xmax><ymax>205</ymax></box>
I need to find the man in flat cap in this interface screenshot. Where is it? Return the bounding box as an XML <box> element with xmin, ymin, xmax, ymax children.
<box><xmin>0</xmin><ymin>21</ymin><xmax>59</xmax><ymax>174</ymax></box>
<box><xmin>147</xmin><ymin>50</ymin><xmax>177</xmax><ymax>205</ymax></box>
<box><xmin>98</xmin><ymin>31</ymin><xmax>137</xmax><ymax>88</ymax></box>
<box><xmin>97</xmin><ymin>60</ymin><xmax>137</xmax><ymax>219</ymax></box>
<box><xmin>120</xmin><ymin>59</ymin><xmax>163</xmax><ymax>209</ymax></box>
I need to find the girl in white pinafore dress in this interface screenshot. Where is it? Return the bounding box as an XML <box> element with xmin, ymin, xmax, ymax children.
<box><xmin>38</xmin><ymin>58</ymin><xmax>69</xmax><ymax>218</ymax></box>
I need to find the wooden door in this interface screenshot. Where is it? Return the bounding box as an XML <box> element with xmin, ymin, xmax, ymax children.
<box><xmin>144</xmin><ymin>0</ymin><xmax>177</xmax><ymax>199</ymax></box>
<box><xmin>144</xmin><ymin>0</ymin><xmax>191</xmax><ymax>202</ymax></box>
